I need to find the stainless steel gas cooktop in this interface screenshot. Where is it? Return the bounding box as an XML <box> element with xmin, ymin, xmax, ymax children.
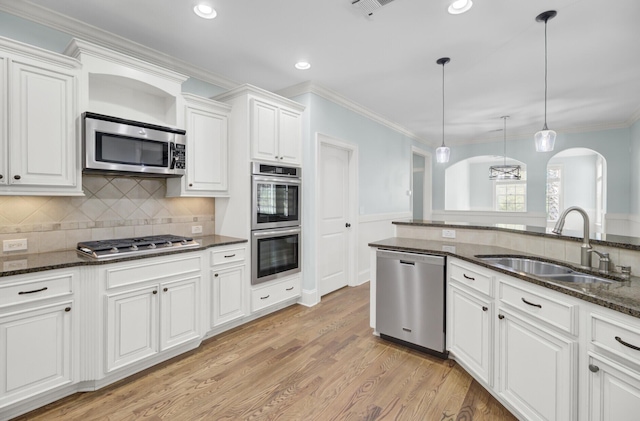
<box><xmin>77</xmin><ymin>234</ymin><xmax>199</xmax><ymax>260</ymax></box>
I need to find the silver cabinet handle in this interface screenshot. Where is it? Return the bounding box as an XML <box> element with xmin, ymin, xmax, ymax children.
<box><xmin>589</xmin><ymin>364</ymin><xmax>599</xmax><ymax>373</ymax></box>
<box><xmin>522</xmin><ymin>297</ymin><xmax>542</xmax><ymax>308</ymax></box>
<box><xmin>615</xmin><ymin>336</ymin><xmax>640</xmax><ymax>351</ymax></box>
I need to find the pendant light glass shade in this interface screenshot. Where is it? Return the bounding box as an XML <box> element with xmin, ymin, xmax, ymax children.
<box><xmin>436</xmin><ymin>146</ymin><xmax>450</xmax><ymax>163</ymax></box>
<box><xmin>490</xmin><ymin>116</ymin><xmax>521</xmax><ymax>180</ymax></box>
<box><xmin>535</xmin><ymin>10</ymin><xmax>557</xmax><ymax>152</ymax></box>
<box><xmin>436</xmin><ymin>57</ymin><xmax>451</xmax><ymax>163</ymax></box>
<box><xmin>534</xmin><ymin>125</ymin><xmax>557</xmax><ymax>152</ymax></box>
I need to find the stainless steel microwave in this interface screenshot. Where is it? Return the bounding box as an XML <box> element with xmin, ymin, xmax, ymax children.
<box><xmin>83</xmin><ymin>112</ymin><xmax>186</xmax><ymax>177</ymax></box>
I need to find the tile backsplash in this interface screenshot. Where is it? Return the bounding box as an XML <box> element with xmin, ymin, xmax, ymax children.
<box><xmin>0</xmin><ymin>176</ymin><xmax>215</xmax><ymax>255</ymax></box>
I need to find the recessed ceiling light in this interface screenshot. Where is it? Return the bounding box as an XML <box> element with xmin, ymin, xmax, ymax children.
<box><xmin>194</xmin><ymin>3</ymin><xmax>217</xmax><ymax>19</ymax></box>
<box><xmin>448</xmin><ymin>0</ymin><xmax>473</xmax><ymax>15</ymax></box>
<box><xmin>295</xmin><ymin>61</ymin><xmax>311</xmax><ymax>70</ymax></box>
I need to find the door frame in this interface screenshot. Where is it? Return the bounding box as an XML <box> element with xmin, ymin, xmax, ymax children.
<box><xmin>315</xmin><ymin>133</ymin><xmax>359</xmax><ymax>299</ymax></box>
<box><xmin>411</xmin><ymin>146</ymin><xmax>432</xmax><ymax>220</ymax></box>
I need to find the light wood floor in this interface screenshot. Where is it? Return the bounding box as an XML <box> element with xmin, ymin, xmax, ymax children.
<box><xmin>15</xmin><ymin>283</ymin><xmax>516</xmax><ymax>421</ymax></box>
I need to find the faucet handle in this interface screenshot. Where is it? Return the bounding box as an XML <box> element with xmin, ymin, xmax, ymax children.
<box><xmin>588</xmin><ymin>249</ymin><xmax>610</xmax><ymax>274</ymax></box>
<box><xmin>616</xmin><ymin>265</ymin><xmax>632</xmax><ymax>280</ymax></box>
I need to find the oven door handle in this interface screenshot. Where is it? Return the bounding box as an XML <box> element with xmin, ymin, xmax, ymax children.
<box><xmin>252</xmin><ymin>227</ymin><xmax>301</xmax><ymax>238</ymax></box>
<box><xmin>252</xmin><ymin>175</ymin><xmax>301</xmax><ymax>185</ymax></box>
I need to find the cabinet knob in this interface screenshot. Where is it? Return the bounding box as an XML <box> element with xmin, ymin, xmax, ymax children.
<box><xmin>163</xmin><ymin>287</ymin><xmax>168</xmax><ymax>292</ymax></box>
<box><xmin>280</xmin><ymin>156</ymin><xmax>284</xmax><ymax>160</ymax></box>
<box><xmin>214</xmin><ymin>273</ymin><xmax>219</xmax><ymax>277</ymax></box>
<box><xmin>345</xmin><ymin>223</ymin><xmax>351</xmax><ymax>228</ymax></box>
<box><xmin>482</xmin><ymin>306</ymin><xmax>488</xmax><ymax>311</ymax></box>
<box><xmin>589</xmin><ymin>364</ymin><xmax>600</xmax><ymax>373</ymax></box>
<box><xmin>275</xmin><ymin>156</ymin><xmax>279</xmax><ymax>159</ymax></box>
<box><xmin>65</xmin><ymin>307</ymin><xmax>71</xmax><ymax>312</ymax></box>
<box><xmin>13</xmin><ymin>175</ymin><xmax>21</xmax><ymax>180</ymax></box>
<box><xmin>498</xmin><ymin>314</ymin><xmax>505</xmax><ymax>320</ymax></box>
<box><xmin>153</xmin><ymin>290</ymin><xmax>158</xmax><ymax>295</ymax></box>
<box><xmin>189</xmin><ymin>183</ymin><xmax>193</xmax><ymax>187</ymax></box>
<box><xmin>0</xmin><ymin>174</ymin><xmax>3</xmax><ymax>179</ymax></box>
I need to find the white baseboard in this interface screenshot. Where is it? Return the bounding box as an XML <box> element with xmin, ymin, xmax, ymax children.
<box><xmin>298</xmin><ymin>288</ymin><xmax>319</xmax><ymax>307</ymax></box>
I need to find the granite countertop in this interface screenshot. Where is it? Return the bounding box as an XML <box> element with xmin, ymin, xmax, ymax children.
<box><xmin>369</xmin><ymin>237</ymin><xmax>640</xmax><ymax>319</ymax></box>
<box><xmin>0</xmin><ymin>234</ymin><xmax>247</xmax><ymax>278</ymax></box>
<box><xmin>394</xmin><ymin>219</ymin><xmax>640</xmax><ymax>251</ymax></box>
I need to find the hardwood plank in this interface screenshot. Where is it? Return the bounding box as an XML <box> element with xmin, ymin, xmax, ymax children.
<box><xmin>12</xmin><ymin>283</ymin><xmax>516</xmax><ymax>421</ymax></box>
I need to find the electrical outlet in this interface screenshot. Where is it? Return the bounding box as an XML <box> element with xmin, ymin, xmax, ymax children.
<box><xmin>3</xmin><ymin>259</ymin><xmax>27</xmax><ymax>271</ymax></box>
<box><xmin>442</xmin><ymin>245</ymin><xmax>457</xmax><ymax>253</ymax></box>
<box><xmin>3</xmin><ymin>239</ymin><xmax>27</xmax><ymax>252</ymax></box>
<box><xmin>442</xmin><ymin>229</ymin><xmax>456</xmax><ymax>239</ymax></box>
<box><xmin>191</xmin><ymin>225</ymin><xmax>203</xmax><ymax>234</ymax></box>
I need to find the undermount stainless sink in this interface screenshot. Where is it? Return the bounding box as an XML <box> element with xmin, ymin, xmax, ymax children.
<box><xmin>541</xmin><ymin>273</ymin><xmax>613</xmax><ymax>284</ymax></box>
<box><xmin>477</xmin><ymin>256</ymin><xmax>613</xmax><ymax>284</ymax></box>
<box><xmin>479</xmin><ymin>257</ymin><xmax>574</xmax><ymax>276</ymax></box>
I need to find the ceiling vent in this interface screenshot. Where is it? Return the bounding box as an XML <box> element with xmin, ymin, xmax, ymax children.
<box><xmin>351</xmin><ymin>0</ymin><xmax>396</xmax><ymax>16</ymax></box>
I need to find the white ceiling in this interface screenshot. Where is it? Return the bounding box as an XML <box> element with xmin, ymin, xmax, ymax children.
<box><xmin>8</xmin><ymin>0</ymin><xmax>640</xmax><ymax>146</ymax></box>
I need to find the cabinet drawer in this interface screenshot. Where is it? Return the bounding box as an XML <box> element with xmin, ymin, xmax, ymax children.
<box><xmin>210</xmin><ymin>247</ymin><xmax>246</xmax><ymax>266</ymax></box>
<box><xmin>591</xmin><ymin>313</ymin><xmax>640</xmax><ymax>366</ymax></box>
<box><xmin>449</xmin><ymin>261</ymin><xmax>493</xmax><ymax>296</ymax></box>
<box><xmin>251</xmin><ymin>278</ymin><xmax>300</xmax><ymax>313</ymax></box>
<box><xmin>0</xmin><ymin>273</ymin><xmax>74</xmax><ymax>307</ymax></box>
<box><xmin>499</xmin><ymin>281</ymin><xmax>578</xmax><ymax>335</ymax></box>
<box><xmin>105</xmin><ymin>254</ymin><xmax>202</xmax><ymax>289</ymax></box>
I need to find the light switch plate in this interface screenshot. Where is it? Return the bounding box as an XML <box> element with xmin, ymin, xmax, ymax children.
<box><xmin>442</xmin><ymin>229</ymin><xmax>456</xmax><ymax>239</ymax></box>
<box><xmin>191</xmin><ymin>225</ymin><xmax>203</xmax><ymax>234</ymax></box>
<box><xmin>3</xmin><ymin>239</ymin><xmax>27</xmax><ymax>252</ymax></box>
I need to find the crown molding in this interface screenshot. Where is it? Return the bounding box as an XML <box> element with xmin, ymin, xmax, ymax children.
<box><xmin>627</xmin><ymin>105</ymin><xmax>640</xmax><ymax>127</ymax></box>
<box><xmin>0</xmin><ymin>0</ymin><xmax>238</xmax><ymax>89</ymax></box>
<box><xmin>214</xmin><ymin>83</ymin><xmax>306</xmax><ymax>111</ymax></box>
<box><xmin>0</xmin><ymin>35</ymin><xmax>80</xmax><ymax>69</ymax></box>
<box><xmin>276</xmin><ymin>81</ymin><xmax>433</xmax><ymax>146</ymax></box>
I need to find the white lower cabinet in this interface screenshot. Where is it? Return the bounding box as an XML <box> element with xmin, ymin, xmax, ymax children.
<box><xmin>105</xmin><ymin>276</ymin><xmax>200</xmax><ymax>373</ymax></box>
<box><xmin>0</xmin><ymin>301</ymin><xmax>74</xmax><ymax>408</ymax></box>
<box><xmin>588</xmin><ymin>354</ymin><xmax>640</xmax><ymax>421</ymax></box>
<box><xmin>210</xmin><ymin>265</ymin><xmax>246</xmax><ymax>328</ymax></box>
<box><xmin>448</xmin><ymin>282</ymin><xmax>492</xmax><ymax>386</ymax></box>
<box><xmin>251</xmin><ymin>275</ymin><xmax>301</xmax><ymax>313</ymax></box>
<box><xmin>497</xmin><ymin>308</ymin><xmax>577</xmax><ymax>421</ymax></box>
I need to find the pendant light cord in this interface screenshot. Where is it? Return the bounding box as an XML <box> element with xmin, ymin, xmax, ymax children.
<box><xmin>543</xmin><ymin>19</ymin><xmax>549</xmax><ymax>129</ymax></box>
<box><xmin>503</xmin><ymin>116</ymin><xmax>507</xmax><ymax>166</ymax></box>
<box><xmin>441</xmin><ymin>61</ymin><xmax>445</xmax><ymax>147</ymax></box>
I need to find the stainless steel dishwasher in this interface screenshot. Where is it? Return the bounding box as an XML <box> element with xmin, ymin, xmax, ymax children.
<box><xmin>376</xmin><ymin>249</ymin><xmax>447</xmax><ymax>358</ymax></box>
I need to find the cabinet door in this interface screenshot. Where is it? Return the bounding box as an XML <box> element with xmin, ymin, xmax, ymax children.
<box><xmin>185</xmin><ymin>105</ymin><xmax>228</xmax><ymax>194</ymax></box>
<box><xmin>498</xmin><ymin>310</ymin><xmax>577</xmax><ymax>421</ymax></box>
<box><xmin>250</xmin><ymin>99</ymin><xmax>279</xmax><ymax>162</ymax></box>
<box><xmin>448</xmin><ymin>283</ymin><xmax>492</xmax><ymax>386</ymax></box>
<box><xmin>211</xmin><ymin>265</ymin><xmax>246</xmax><ymax>328</ymax></box>
<box><xmin>160</xmin><ymin>276</ymin><xmax>200</xmax><ymax>351</ymax></box>
<box><xmin>588</xmin><ymin>355</ymin><xmax>640</xmax><ymax>421</ymax></box>
<box><xmin>0</xmin><ymin>56</ymin><xmax>6</xmax><ymax>186</ymax></box>
<box><xmin>277</xmin><ymin>108</ymin><xmax>301</xmax><ymax>165</ymax></box>
<box><xmin>0</xmin><ymin>302</ymin><xmax>73</xmax><ymax>407</ymax></box>
<box><xmin>9</xmin><ymin>60</ymin><xmax>76</xmax><ymax>187</ymax></box>
<box><xmin>106</xmin><ymin>287</ymin><xmax>158</xmax><ymax>372</ymax></box>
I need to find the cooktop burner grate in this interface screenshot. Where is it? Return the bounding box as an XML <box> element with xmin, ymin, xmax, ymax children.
<box><xmin>77</xmin><ymin>234</ymin><xmax>199</xmax><ymax>259</ymax></box>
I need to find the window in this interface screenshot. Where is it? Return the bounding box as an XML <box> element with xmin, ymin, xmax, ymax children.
<box><xmin>494</xmin><ymin>170</ymin><xmax>527</xmax><ymax>212</ymax></box>
<box><xmin>546</xmin><ymin>165</ymin><xmax>562</xmax><ymax>222</ymax></box>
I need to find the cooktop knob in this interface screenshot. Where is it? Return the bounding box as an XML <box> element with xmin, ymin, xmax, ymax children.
<box><xmin>148</xmin><ymin>243</ymin><xmax>156</xmax><ymax>249</ymax></box>
<box><xmin>110</xmin><ymin>247</ymin><xmax>119</xmax><ymax>253</ymax></box>
<box><xmin>129</xmin><ymin>245</ymin><xmax>138</xmax><ymax>251</ymax></box>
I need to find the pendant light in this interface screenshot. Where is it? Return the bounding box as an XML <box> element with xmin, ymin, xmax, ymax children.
<box><xmin>534</xmin><ymin>10</ymin><xmax>557</xmax><ymax>152</ymax></box>
<box><xmin>436</xmin><ymin>57</ymin><xmax>451</xmax><ymax>163</ymax></box>
<box><xmin>490</xmin><ymin>116</ymin><xmax>521</xmax><ymax>180</ymax></box>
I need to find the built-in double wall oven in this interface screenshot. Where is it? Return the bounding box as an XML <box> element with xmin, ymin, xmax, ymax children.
<box><xmin>251</xmin><ymin>162</ymin><xmax>302</xmax><ymax>285</ymax></box>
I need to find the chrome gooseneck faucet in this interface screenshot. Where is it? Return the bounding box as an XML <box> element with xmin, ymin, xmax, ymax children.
<box><xmin>552</xmin><ymin>206</ymin><xmax>593</xmax><ymax>268</ymax></box>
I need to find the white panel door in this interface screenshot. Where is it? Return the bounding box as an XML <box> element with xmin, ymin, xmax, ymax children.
<box><xmin>106</xmin><ymin>287</ymin><xmax>158</xmax><ymax>372</ymax></box>
<box><xmin>278</xmin><ymin>108</ymin><xmax>301</xmax><ymax>165</ymax></box>
<box><xmin>160</xmin><ymin>277</ymin><xmax>200</xmax><ymax>351</ymax></box>
<box><xmin>185</xmin><ymin>105</ymin><xmax>228</xmax><ymax>193</ymax></box>
<box><xmin>319</xmin><ymin>142</ymin><xmax>351</xmax><ymax>296</ymax></box>
<box><xmin>498</xmin><ymin>310</ymin><xmax>577</xmax><ymax>421</ymax></box>
<box><xmin>589</xmin><ymin>355</ymin><xmax>640</xmax><ymax>421</ymax></box>
<box><xmin>211</xmin><ymin>265</ymin><xmax>246</xmax><ymax>327</ymax></box>
<box><xmin>0</xmin><ymin>302</ymin><xmax>73</xmax><ymax>407</ymax></box>
<box><xmin>250</xmin><ymin>99</ymin><xmax>278</xmax><ymax>162</ymax></box>
<box><xmin>9</xmin><ymin>60</ymin><xmax>75</xmax><ymax>187</ymax></box>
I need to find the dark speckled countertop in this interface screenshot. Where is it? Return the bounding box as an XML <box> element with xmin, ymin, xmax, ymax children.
<box><xmin>394</xmin><ymin>220</ymin><xmax>640</xmax><ymax>250</ymax></box>
<box><xmin>369</xmin><ymin>237</ymin><xmax>640</xmax><ymax>319</ymax></box>
<box><xmin>0</xmin><ymin>234</ymin><xmax>247</xmax><ymax>278</ymax></box>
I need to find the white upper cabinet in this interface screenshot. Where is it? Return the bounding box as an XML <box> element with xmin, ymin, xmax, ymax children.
<box><xmin>0</xmin><ymin>37</ymin><xmax>81</xmax><ymax>196</ymax></box>
<box><xmin>166</xmin><ymin>94</ymin><xmax>231</xmax><ymax>197</ymax></box>
<box><xmin>250</xmin><ymin>97</ymin><xmax>302</xmax><ymax>165</ymax></box>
